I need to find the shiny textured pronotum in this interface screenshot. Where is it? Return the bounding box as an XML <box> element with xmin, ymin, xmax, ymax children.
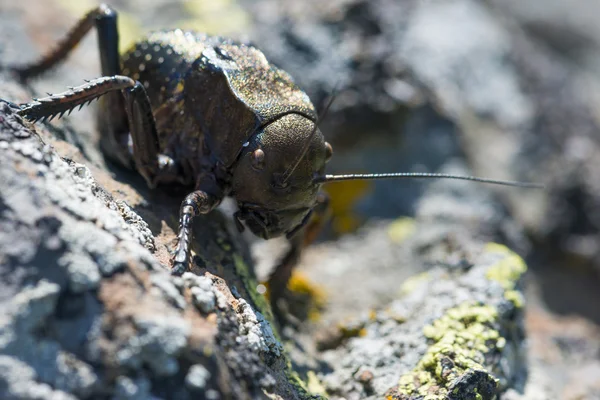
<box><xmin>8</xmin><ymin>3</ymin><xmax>542</xmax><ymax>324</ymax></box>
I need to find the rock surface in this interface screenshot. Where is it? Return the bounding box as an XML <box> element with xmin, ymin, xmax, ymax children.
<box><xmin>0</xmin><ymin>101</ymin><xmax>308</xmax><ymax>399</ymax></box>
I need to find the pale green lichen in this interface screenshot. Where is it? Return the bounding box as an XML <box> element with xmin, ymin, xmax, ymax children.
<box><xmin>504</xmin><ymin>289</ymin><xmax>524</xmax><ymax>308</ymax></box>
<box><xmin>283</xmin><ymin>361</ymin><xmax>328</xmax><ymax>400</ymax></box>
<box><xmin>397</xmin><ymin>243</ymin><xmax>527</xmax><ymax>398</ymax></box>
<box><xmin>398</xmin><ymin>303</ymin><xmax>502</xmax><ymax>399</ymax></box>
<box><xmin>388</xmin><ymin>217</ymin><xmax>416</xmax><ymax>243</ymax></box>
<box><xmin>484</xmin><ymin>243</ymin><xmax>527</xmax><ymax>290</ymax></box>
<box><xmin>399</xmin><ymin>272</ymin><xmax>430</xmax><ymax>297</ymax></box>
<box><xmin>306</xmin><ymin>371</ymin><xmax>328</xmax><ymax>397</ymax></box>
<box><xmin>484</xmin><ymin>243</ymin><xmax>528</xmax><ymax>308</ymax></box>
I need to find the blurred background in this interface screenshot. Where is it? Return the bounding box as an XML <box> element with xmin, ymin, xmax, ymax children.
<box><xmin>2</xmin><ymin>0</ymin><xmax>600</xmax><ymax>398</ymax></box>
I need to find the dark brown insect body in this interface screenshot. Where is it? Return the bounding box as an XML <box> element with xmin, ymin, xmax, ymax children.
<box><xmin>112</xmin><ymin>29</ymin><xmax>328</xmax><ymax>241</ymax></box>
<box><xmin>7</xmin><ymin>4</ymin><xmax>541</xmax><ymax>322</ymax></box>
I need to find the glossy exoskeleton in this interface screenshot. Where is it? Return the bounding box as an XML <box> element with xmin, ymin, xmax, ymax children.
<box><xmin>8</xmin><ymin>4</ymin><xmax>542</xmax><ymax>321</ymax></box>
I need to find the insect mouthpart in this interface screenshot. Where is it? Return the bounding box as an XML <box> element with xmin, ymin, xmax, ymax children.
<box><xmin>235</xmin><ymin>205</ymin><xmax>274</xmax><ymax>239</ymax></box>
<box><xmin>235</xmin><ymin>203</ymin><xmax>312</xmax><ymax>240</ymax></box>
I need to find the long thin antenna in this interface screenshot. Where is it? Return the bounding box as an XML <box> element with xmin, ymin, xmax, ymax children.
<box><xmin>282</xmin><ymin>89</ymin><xmax>338</xmax><ymax>183</ymax></box>
<box><xmin>314</xmin><ymin>172</ymin><xmax>543</xmax><ymax>189</ymax></box>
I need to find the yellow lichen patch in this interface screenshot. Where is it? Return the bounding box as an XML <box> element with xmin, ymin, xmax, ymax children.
<box><xmin>287</xmin><ymin>271</ymin><xmax>327</xmax><ymax>322</ymax></box>
<box><xmin>397</xmin><ymin>303</ymin><xmax>502</xmax><ymax>399</ymax></box>
<box><xmin>399</xmin><ymin>272</ymin><xmax>430</xmax><ymax>297</ymax></box>
<box><xmin>306</xmin><ymin>371</ymin><xmax>328</xmax><ymax>397</ymax></box>
<box><xmin>504</xmin><ymin>289</ymin><xmax>524</xmax><ymax>308</ymax></box>
<box><xmin>177</xmin><ymin>0</ymin><xmax>250</xmax><ymax>36</ymax></box>
<box><xmin>484</xmin><ymin>243</ymin><xmax>527</xmax><ymax>290</ymax></box>
<box><xmin>388</xmin><ymin>217</ymin><xmax>416</xmax><ymax>243</ymax></box>
<box><xmin>325</xmin><ymin>180</ymin><xmax>371</xmax><ymax>234</ymax></box>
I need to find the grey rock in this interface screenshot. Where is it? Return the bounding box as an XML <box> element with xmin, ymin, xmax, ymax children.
<box><xmin>185</xmin><ymin>364</ymin><xmax>211</xmax><ymax>391</ymax></box>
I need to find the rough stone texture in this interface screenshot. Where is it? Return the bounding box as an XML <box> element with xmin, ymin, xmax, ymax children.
<box><xmin>0</xmin><ymin>102</ymin><xmax>306</xmax><ymax>399</ymax></box>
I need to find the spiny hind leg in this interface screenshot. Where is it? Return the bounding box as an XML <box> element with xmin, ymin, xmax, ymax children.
<box><xmin>10</xmin><ymin>3</ymin><xmax>130</xmax><ymax>168</ymax></box>
<box><xmin>11</xmin><ymin>3</ymin><xmax>186</xmax><ymax>187</ymax></box>
<box><xmin>12</xmin><ymin>4</ymin><xmax>120</xmax><ymax>80</ymax></box>
<box><xmin>16</xmin><ymin>76</ymin><xmax>181</xmax><ymax>188</ymax></box>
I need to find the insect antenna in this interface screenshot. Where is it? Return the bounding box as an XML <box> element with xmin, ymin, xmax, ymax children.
<box><xmin>281</xmin><ymin>89</ymin><xmax>338</xmax><ymax>184</ymax></box>
<box><xmin>313</xmin><ymin>172</ymin><xmax>543</xmax><ymax>189</ymax></box>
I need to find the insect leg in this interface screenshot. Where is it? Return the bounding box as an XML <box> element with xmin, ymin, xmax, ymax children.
<box><xmin>268</xmin><ymin>191</ymin><xmax>330</xmax><ymax>325</ymax></box>
<box><xmin>11</xmin><ymin>4</ymin><xmax>131</xmax><ymax>167</ymax></box>
<box><xmin>121</xmin><ymin>81</ymin><xmax>161</xmax><ymax>187</ymax></box>
<box><xmin>268</xmin><ymin>233</ymin><xmax>304</xmax><ymax>326</ymax></box>
<box><xmin>12</xmin><ymin>4</ymin><xmax>119</xmax><ymax>80</ymax></box>
<box><xmin>17</xmin><ymin>76</ymin><xmax>135</xmax><ymax>122</ymax></box>
<box><xmin>171</xmin><ymin>190</ymin><xmax>222</xmax><ymax>276</ymax></box>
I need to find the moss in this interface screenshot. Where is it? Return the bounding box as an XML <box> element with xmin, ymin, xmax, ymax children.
<box><xmin>388</xmin><ymin>217</ymin><xmax>416</xmax><ymax>244</ymax></box>
<box><xmin>397</xmin><ymin>303</ymin><xmax>502</xmax><ymax>399</ymax></box>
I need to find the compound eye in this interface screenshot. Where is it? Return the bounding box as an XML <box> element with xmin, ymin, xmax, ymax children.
<box><xmin>251</xmin><ymin>148</ymin><xmax>265</xmax><ymax>170</ymax></box>
<box><xmin>324</xmin><ymin>142</ymin><xmax>333</xmax><ymax>163</ymax></box>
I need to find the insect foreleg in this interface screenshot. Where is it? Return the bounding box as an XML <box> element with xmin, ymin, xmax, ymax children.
<box><xmin>171</xmin><ymin>190</ymin><xmax>223</xmax><ymax>276</ymax></box>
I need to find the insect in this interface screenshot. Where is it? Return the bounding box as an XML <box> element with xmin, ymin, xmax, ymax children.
<box><xmin>7</xmin><ymin>4</ymin><xmax>542</xmax><ymax>320</ymax></box>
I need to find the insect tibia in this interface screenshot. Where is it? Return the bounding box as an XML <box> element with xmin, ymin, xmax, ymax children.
<box><xmin>314</xmin><ymin>172</ymin><xmax>544</xmax><ymax>189</ymax></box>
<box><xmin>17</xmin><ymin>75</ymin><xmax>135</xmax><ymax>123</ymax></box>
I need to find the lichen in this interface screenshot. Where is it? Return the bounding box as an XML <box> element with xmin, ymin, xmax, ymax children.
<box><xmin>388</xmin><ymin>217</ymin><xmax>416</xmax><ymax>243</ymax></box>
<box><xmin>286</xmin><ymin>271</ymin><xmax>327</xmax><ymax>322</ymax></box>
<box><xmin>283</xmin><ymin>362</ymin><xmax>327</xmax><ymax>400</ymax></box>
<box><xmin>484</xmin><ymin>243</ymin><xmax>527</xmax><ymax>308</ymax></box>
<box><xmin>306</xmin><ymin>371</ymin><xmax>328</xmax><ymax>397</ymax></box>
<box><xmin>397</xmin><ymin>303</ymin><xmax>502</xmax><ymax>399</ymax></box>
<box><xmin>504</xmin><ymin>289</ymin><xmax>524</xmax><ymax>309</ymax></box>
<box><xmin>484</xmin><ymin>243</ymin><xmax>527</xmax><ymax>290</ymax></box>
<box><xmin>399</xmin><ymin>271</ymin><xmax>429</xmax><ymax>296</ymax></box>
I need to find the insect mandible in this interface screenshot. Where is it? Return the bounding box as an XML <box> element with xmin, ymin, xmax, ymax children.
<box><xmin>6</xmin><ymin>4</ymin><xmax>542</xmax><ymax>317</ymax></box>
